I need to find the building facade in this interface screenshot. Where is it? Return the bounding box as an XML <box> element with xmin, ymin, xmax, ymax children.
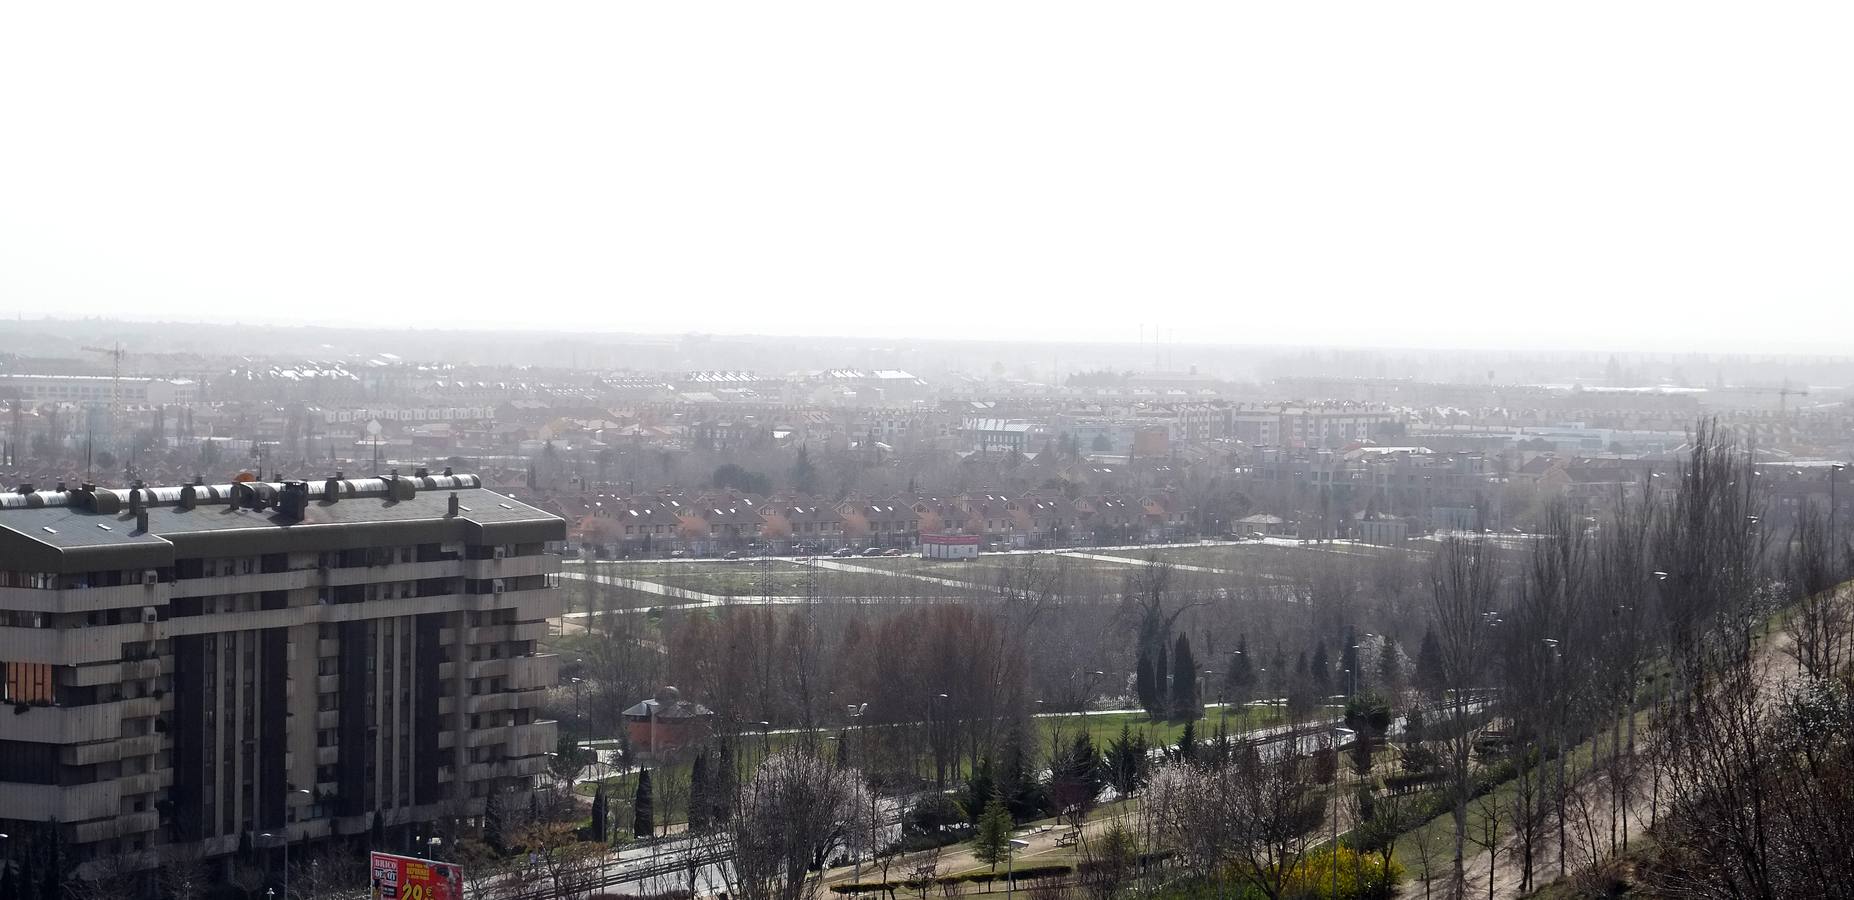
<box><xmin>0</xmin><ymin>470</ymin><xmax>563</xmax><ymax>878</ymax></box>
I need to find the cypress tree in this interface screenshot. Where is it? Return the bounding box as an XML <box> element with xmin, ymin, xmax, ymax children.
<box><xmin>1311</xmin><ymin>641</ymin><xmax>1331</xmax><ymax>697</ymax></box>
<box><xmin>591</xmin><ymin>784</ymin><xmax>609</xmax><ymax>843</ymax></box>
<box><xmin>714</xmin><ymin>737</ymin><xmax>738</xmax><ymax>823</ymax></box>
<box><xmin>634</xmin><ymin>769</ymin><xmax>656</xmax><ymax>838</ymax></box>
<box><xmin>1170</xmin><ymin>633</ymin><xmax>1198</xmax><ymax>719</ymax></box>
<box><xmin>1135</xmin><ymin>649</ymin><xmax>1158</xmax><ymax>715</ymax></box>
<box><xmin>688</xmin><ymin>753</ymin><xmax>711</xmax><ymax>831</ymax></box>
<box><xmin>1154</xmin><ymin>640</ymin><xmax>1169</xmax><ymax>712</ymax></box>
<box><xmin>1174</xmin><ymin>719</ymin><xmax>1197</xmax><ymax>764</ymax></box>
<box><xmin>1416</xmin><ymin>626</ymin><xmax>1446</xmax><ymax>698</ymax></box>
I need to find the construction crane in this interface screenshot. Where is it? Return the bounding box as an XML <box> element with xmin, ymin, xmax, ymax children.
<box><xmin>80</xmin><ymin>343</ymin><xmax>128</xmax><ymax>455</ymax></box>
<box><xmin>1735</xmin><ymin>381</ymin><xmax>1810</xmax><ymax>416</ymax></box>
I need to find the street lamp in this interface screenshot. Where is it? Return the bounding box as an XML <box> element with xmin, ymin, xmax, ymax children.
<box><xmin>1005</xmin><ymin>838</ymin><xmax>1032</xmax><ymax>900</ymax></box>
<box><xmin>261</xmin><ymin>789</ymin><xmax>314</xmax><ymax>900</ymax></box>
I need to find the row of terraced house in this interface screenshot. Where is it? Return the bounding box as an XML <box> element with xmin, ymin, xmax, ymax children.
<box><xmin>563</xmin><ymin>488</ymin><xmax>1195</xmax><ymax>557</ymax></box>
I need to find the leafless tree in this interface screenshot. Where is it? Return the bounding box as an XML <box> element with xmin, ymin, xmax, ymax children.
<box><xmin>1427</xmin><ymin>536</ymin><xmax>1500</xmax><ymax>900</ymax></box>
<box><xmin>724</xmin><ymin>748</ymin><xmax>875</xmax><ymax>900</ymax></box>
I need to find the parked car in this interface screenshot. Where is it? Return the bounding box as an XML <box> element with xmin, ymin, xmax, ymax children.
<box><xmin>831</xmin><ymin>547</ymin><xmax>856</xmax><ymax>558</ymax></box>
<box><xmin>882</xmin><ymin>548</ymin><xmax>904</xmax><ymax>556</ymax></box>
<box><xmin>668</xmin><ymin>549</ymin><xmax>687</xmax><ymax>559</ymax></box>
<box><xmin>723</xmin><ymin>550</ymin><xmax>740</xmax><ymax>560</ymax></box>
<box><xmin>860</xmin><ymin>547</ymin><xmax>885</xmax><ymax>557</ymax></box>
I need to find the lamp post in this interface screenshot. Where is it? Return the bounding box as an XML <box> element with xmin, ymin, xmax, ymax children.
<box><xmin>1005</xmin><ymin>838</ymin><xmax>1031</xmax><ymax>900</ymax></box>
<box><xmin>1833</xmin><ymin>463</ymin><xmax>1847</xmax><ymax>558</ymax></box>
<box><xmin>261</xmin><ymin>789</ymin><xmax>314</xmax><ymax>900</ymax></box>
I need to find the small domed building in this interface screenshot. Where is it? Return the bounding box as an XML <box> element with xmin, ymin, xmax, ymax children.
<box><xmin>621</xmin><ymin>685</ymin><xmax>715</xmax><ymax>755</ymax></box>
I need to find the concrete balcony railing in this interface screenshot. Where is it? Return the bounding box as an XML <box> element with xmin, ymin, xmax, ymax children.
<box><xmin>118</xmin><ymin>770</ymin><xmax>170</xmax><ymax>795</ymax></box>
<box><xmin>506</xmin><ymin>654</ymin><xmax>560</xmax><ymax>691</ymax></box>
<box><xmin>119</xmin><ymin>734</ymin><xmax>160</xmax><ymax>757</ymax></box>
<box><xmin>316</xmin><ymin>674</ymin><xmax>340</xmax><ymax>695</ymax></box>
<box><xmin>0</xmin><ymin>622</ymin><xmax>162</xmax><ymax>667</ymax></box>
<box><xmin>9</xmin><ymin>781</ymin><xmax>119</xmax><ymax>822</ymax></box>
<box><xmin>321</xmin><ymin>560</ymin><xmax>462</xmax><ymax>587</ymax></box>
<box><xmin>61</xmin><ymin>741</ymin><xmax>121</xmax><ymax>767</ymax></box>
<box><xmin>171</xmin><ymin>568</ymin><xmax>320</xmax><ymax>597</ymax></box>
<box><xmin>0</xmin><ymin>583</ymin><xmax>167</xmax><ymax>615</ymax></box>
<box><xmin>461</xmin><ymin>554</ymin><xmax>560</xmax><ymax>581</ymax></box>
<box><xmin>508</xmin><ymin>721</ymin><xmax>556</xmax><ymax>758</ymax></box>
<box><xmin>119</xmin><ymin>696</ymin><xmax>161</xmax><ymax>718</ymax></box>
<box><xmin>316</xmin><ymin>746</ymin><xmax>339</xmax><ymax>766</ymax></box>
<box><xmin>5</xmin><ymin>702</ymin><xmax>123</xmax><ymax>744</ymax></box>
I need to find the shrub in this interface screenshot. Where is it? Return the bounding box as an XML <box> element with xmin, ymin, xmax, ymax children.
<box><xmin>1283</xmin><ymin>846</ymin><xmax>1402</xmax><ymax>900</ymax></box>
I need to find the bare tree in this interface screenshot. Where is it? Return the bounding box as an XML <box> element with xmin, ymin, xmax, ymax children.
<box><xmin>724</xmin><ymin>748</ymin><xmax>875</xmax><ymax>900</ymax></box>
<box><xmin>1427</xmin><ymin>537</ymin><xmax>1500</xmax><ymax>900</ymax></box>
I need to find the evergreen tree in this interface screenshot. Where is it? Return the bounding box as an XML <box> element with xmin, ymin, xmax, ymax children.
<box><xmin>688</xmin><ymin>753</ymin><xmax>711</xmax><ymax>832</ymax></box>
<box><xmin>1048</xmin><ymin>730</ymin><xmax>1103</xmax><ymax>814</ymax></box>
<box><xmin>1154</xmin><ymin>640</ymin><xmax>1170</xmax><ymax>713</ymax></box>
<box><xmin>1173</xmin><ymin>719</ymin><xmax>1197</xmax><ymax>763</ymax></box>
<box><xmin>791</xmin><ymin>445</ymin><xmax>819</xmax><ymax>495</ymax></box>
<box><xmin>1311</xmin><ymin>641</ymin><xmax>1331</xmax><ymax>698</ymax></box>
<box><xmin>634</xmin><ymin>769</ymin><xmax>656</xmax><ymax>838</ymax></box>
<box><xmin>972</xmin><ymin>799</ymin><xmax>1014</xmax><ymax>871</ymax></box>
<box><xmin>1170</xmin><ymin>633</ymin><xmax>1199</xmax><ymax>719</ymax></box>
<box><xmin>1105</xmin><ymin>724</ymin><xmax>1150</xmax><ymax>797</ymax></box>
<box><xmin>484</xmin><ymin>789</ymin><xmax>508</xmax><ymax>853</ymax></box>
<box><xmin>996</xmin><ymin>728</ymin><xmax>1045</xmax><ymax>821</ymax></box>
<box><xmin>591</xmin><ymin>784</ymin><xmax>609</xmax><ymax>843</ymax></box>
<box><xmin>1379</xmin><ymin>639</ymin><xmax>1404</xmax><ymax>696</ymax></box>
<box><xmin>1226</xmin><ymin>633</ymin><xmax>1256</xmax><ymax>704</ymax></box>
<box><xmin>1415</xmin><ymin>626</ymin><xmax>1446</xmax><ymax>698</ymax></box>
<box><xmin>963</xmin><ymin>757</ymin><xmax>997</xmax><ymax>824</ymax></box>
<box><xmin>370</xmin><ymin>811</ymin><xmax>385</xmax><ymax>851</ymax></box>
<box><xmin>714</xmin><ymin>737</ymin><xmax>738</xmax><ymax>823</ymax></box>
<box><xmin>1135</xmin><ymin>649</ymin><xmax>1159</xmax><ymax>715</ymax></box>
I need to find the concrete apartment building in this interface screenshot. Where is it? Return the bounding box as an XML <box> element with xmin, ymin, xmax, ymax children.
<box><xmin>0</xmin><ymin>469</ymin><xmax>563</xmax><ymax>877</ymax></box>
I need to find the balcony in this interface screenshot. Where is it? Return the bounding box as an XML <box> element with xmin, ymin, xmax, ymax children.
<box><xmin>317</xmin><ymin>674</ymin><xmax>340</xmax><ymax>694</ymax></box>
<box><xmin>316</xmin><ymin>746</ymin><xmax>339</xmax><ymax>766</ymax></box>
<box><xmin>508</xmin><ymin>721</ymin><xmax>556</xmax><ymax>758</ymax></box>
<box><xmin>506</xmin><ymin>654</ymin><xmax>560</xmax><ymax>691</ymax></box>
<box><xmin>462</xmin><ymin>554</ymin><xmax>560</xmax><ymax>581</ymax></box>
<box><xmin>172</xmin><ymin>568</ymin><xmax>320</xmax><ymax>597</ymax></box>
<box><xmin>119</xmin><ymin>734</ymin><xmax>160</xmax><ymax>757</ymax></box>
<box><xmin>0</xmin><ymin>583</ymin><xmax>166</xmax><ymax>615</ymax></box>
<box><xmin>5</xmin><ymin>702</ymin><xmax>122</xmax><ymax>744</ymax></box>
<box><xmin>122</xmin><ymin>658</ymin><xmax>162</xmax><ymax>680</ymax></box>
<box><xmin>321</xmin><ymin>560</ymin><xmax>461</xmax><ymax>587</ymax></box>
<box><xmin>0</xmin><ymin>622</ymin><xmax>163</xmax><ymax>666</ymax></box>
<box><xmin>61</xmin><ymin>741</ymin><xmax>121</xmax><ymax>766</ymax></box>
<box><xmin>119</xmin><ymin>696</ymin><xmax>161</xmax><ymax>718</ymax></box>
<box><xmin>118</xmin><ymin>770</ymin><xmax>171</xmax><ymax>795</ymax></box>
<box><xmin>8</xmin><ymin>781</ymin><xmax>119</xmax><ymax>822</ymax></box>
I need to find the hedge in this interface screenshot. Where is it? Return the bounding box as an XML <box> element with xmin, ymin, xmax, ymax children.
<box><xmin>829</xmin><ymin>864</ymin><xmax>1075</xmax><ymax>894</ymax></box>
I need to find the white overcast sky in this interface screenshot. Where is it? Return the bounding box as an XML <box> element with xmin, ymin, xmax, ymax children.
<box><xmin>1</xmin><ymin>3</ymin><xmax>1849</xmax><ymax>352</ymax></box>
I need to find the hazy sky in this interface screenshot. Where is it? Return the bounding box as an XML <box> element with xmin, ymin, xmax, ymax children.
<box><xmin>2</xmin><ymin>4</ymin><xmax>1850</xmax><ymax>352</ymax></box>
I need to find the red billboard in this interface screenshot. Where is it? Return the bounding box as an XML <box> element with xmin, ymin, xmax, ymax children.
<box><xmin>369</xmin><ymin>851</ymin><xmax>464</xmax><ymax>900</ymax></box>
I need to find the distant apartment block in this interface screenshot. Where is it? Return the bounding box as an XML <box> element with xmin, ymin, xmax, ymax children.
<box><xmin>0</xmin><ymin>374</ymin><xmax>199</xmax><ymax>405</ymax></box>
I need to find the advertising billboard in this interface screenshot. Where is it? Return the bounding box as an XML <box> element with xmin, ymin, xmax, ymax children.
<box><xmin>369</xmin><ymin>851</ymin><xmax>464</xmax><ymax>900</ymax></box>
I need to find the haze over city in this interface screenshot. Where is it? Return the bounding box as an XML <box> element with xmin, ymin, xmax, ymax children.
<box><xmin>4</xmin><ymin>3</ymin><xmax>1853</xmax><ymax>351</ymax></box>
<box><xmin>3</xmin><ymin>4</ymin><xmax>1853</xmax><ymax>900</ymax></box>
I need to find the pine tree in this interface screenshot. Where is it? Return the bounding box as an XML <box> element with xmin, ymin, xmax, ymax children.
<box><xmin>1416</xmin><ymin>626</ymin><xmax>1445</xmax><ymax>698</ymax></box>
<box><xmin>964</xmin><ymin>757</ymin><xmax>996</xmax><ymax>824</ymax></box>
<box><xmin>1048</xmin><ymin>730</ymin><xmax>1103</xmax><ymax>814</ymax></box>
<box><xmin>972</xmin><ymin>799</ymin><xmax>1014</xmax><ymax>870</ymax></box>
<box><xmin>1173</xmin><ymin>719</ymin><xmax>1197</xmax><ymax>763</ymax></box>
<box><xmin>997</xmin><ymin>728</ymin><xmax>1045</xmax><ymax>821</ymax></box>
<box><xmin>1135</xmin><ymin>649</ymin><xmax>1158</xmax><ymax>715</ymax></box>
<box><xmin>634</xmin><ymin>769</ymin><xmax>656</xmax><ymax>838</ymax></box>
<box><xmin>688</xmin><ymin>753</ymin><xmax>711</xmax><ymax>832</ymax></box>
<box><xmin>1105</xmin><ymin>724</ymin><xmax>1150</xmax><ymax>797</ymax></box>
<box><xmin>1378</xmin><ymin>639</ymin><xmax>1403</xmax><ymax>696</ymax></box>
<box><xmin>1311</xmin><ymin>641</ymin><xmax>1331</xmax><ymax>698</ymax></box>
<box><xmin>1170</xmin><ymin>633</ymin><xmax>1199</xmax><ymax>719</ymax></box>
